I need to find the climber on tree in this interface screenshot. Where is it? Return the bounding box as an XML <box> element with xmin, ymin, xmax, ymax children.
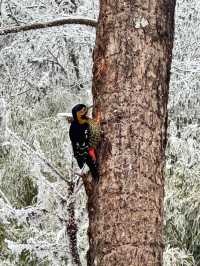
<box><xmin>69</xmin><ymin>104</ymin><xmax>101</xmax><ymax>184</ymax></box>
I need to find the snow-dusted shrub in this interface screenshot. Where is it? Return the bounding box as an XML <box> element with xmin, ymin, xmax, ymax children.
<box><xmin>164</xmin><ymin>246</ymin><xmax>196</xmax><ymax>266</ymax></box>
<box><xmin>0</xmin><ymin>0</ymin><xmax>97</xmax><ymax>264</ymax></box>
<box><xmin>165</xmin><ymin>0</ymin><xmax>200</xmax><ymax>265</ymax></box>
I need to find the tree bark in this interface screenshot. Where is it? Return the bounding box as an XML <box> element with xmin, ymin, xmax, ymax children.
<box><xmin>66</xmin><ymin>181</ymin><xmax>81</xmax><ymax>266</ymax></box>
<box><xmin>87</xmin><ymin>0</ymin><xmax>176</xmax><ymax>265</ymax></box>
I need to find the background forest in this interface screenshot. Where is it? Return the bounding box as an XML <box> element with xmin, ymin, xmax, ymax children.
<box><xmin>0</xmin><ymin>0</ymin><xmax>199</xmax><ymax>265</ymax></box>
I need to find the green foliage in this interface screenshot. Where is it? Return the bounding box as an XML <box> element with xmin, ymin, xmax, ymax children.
<box><xmin>0</xmin><ymin>149</ymin><xmax>37</xmax><ymax>208</ymax></box>
<box><xmin>1</xmin><ymin>138</ymin><xmax>37</xmax><ymax>210</ymax></box>
<box><xmin>0</xmin><ymin>223</ymin><xmax>6</xmax><ymax>251</ymax></box>
<box><xmin>18</xmin><ymin>176</ymin><xmax>38</xmax><ymax>207</ymax></box>
<box><xmin>17</xmin><ymin>249</ymin><xmax>49</xmax><ymax>266</ymax></box>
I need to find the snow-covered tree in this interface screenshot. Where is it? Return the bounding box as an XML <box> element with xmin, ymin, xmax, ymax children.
<box><xmin>0</xmin><ymin>0</ymin><xmax>97</xmax><ymax>265</ymax></box>
<box><xmin>164</xmin><ymin>0</ymin><xmax>200</xmax><ymax>265</ymax></box>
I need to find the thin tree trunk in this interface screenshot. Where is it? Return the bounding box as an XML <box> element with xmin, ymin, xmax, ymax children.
<box><xmin>67</xmin><ymin>181</ymin><xmax>81</xmax><ymax>266</ymax></box>
<box><xmin>87</xmin><ymin>0</ymin><xmax>176</xmax><ymax>265</ymax></box>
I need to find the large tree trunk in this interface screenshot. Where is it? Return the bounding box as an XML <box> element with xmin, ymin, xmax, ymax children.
<box><xmin>87</xmin><ymin>0</ymin><xmax>176</xmax><ymax>265</ymax></box>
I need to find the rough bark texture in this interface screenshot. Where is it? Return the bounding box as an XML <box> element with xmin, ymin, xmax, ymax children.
<box><xmin>66</xmin><ymin>181</ymin><xmax>81</xmax><ymax>266</ymax></box>
<box><xmin>87</xmin><ymin>0</ymin><xmax>176</xmax><ymax>265</ymax></box>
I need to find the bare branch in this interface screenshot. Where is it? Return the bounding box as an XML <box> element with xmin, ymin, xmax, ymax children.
<box><xmin>47</xmin><ymin>48</ymin><xmax>68</xmax><ymax>76</ymax></box>
<box><xmin>0</xmin><ymin>17</ymin><xmax>97</xmax><ymax>36</ymax></box>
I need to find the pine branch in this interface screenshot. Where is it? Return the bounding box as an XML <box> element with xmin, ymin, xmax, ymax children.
<box><xmin>0</xmin><ymin>17</ymin><xmax>97</xmax><ymax>36</ymax></box>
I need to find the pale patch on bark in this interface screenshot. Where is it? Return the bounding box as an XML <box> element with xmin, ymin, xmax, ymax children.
<box><xmin>134</xmin><ymin>17</ymin><xmax>149</xmax><ymax>29</ymax></box>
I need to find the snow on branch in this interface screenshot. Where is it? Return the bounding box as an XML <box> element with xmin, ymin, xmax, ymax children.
<box><xmin>0</xmin><ymin>17</ymin><xmax>97</xmax><ymax>36</ymax></box>
<box><xmin>7</xmin><ymin>128</ymin><xmax>69</xmax><ymax>183</ymax></box>
<box><xmin>0</xmin><ymin>98</ymin><xmax>7</xmax><ymax>145</ymax></box>
<box><xmin>0</xmin><ymin>199</ymin><xmax>45</xmax><ymax>225</ymax></box>
<box><xmin>0</xmin><ymin>189</ymin><xmax>11</xmax><ymax>207</ymax></box>
<box><xmin>7</xmin><ymin>129</ymin><xmax>84</xmax><ymax>191</ymax></box>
